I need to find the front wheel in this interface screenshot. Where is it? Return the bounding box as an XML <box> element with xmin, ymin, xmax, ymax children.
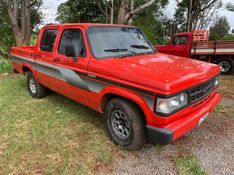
<box><xmin>26</xmin><ymin>71</ymin><xmax>48</xmax><ymax>98</ymax></box>
<box><xmin>216</xmin><ymin>58</ymin><xmax>234</xmax><ymax>75</ymax></box>
<box><xmin>105</xmin><ymin>98</ymin><xmax>146</xmax><ymax>151</ymax></box>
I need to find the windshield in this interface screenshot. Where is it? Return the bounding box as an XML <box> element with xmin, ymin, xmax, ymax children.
<box><xmin>87</xmin><ymin>26</ymin><xmax>156</xmax><ymax>59</ymax></box>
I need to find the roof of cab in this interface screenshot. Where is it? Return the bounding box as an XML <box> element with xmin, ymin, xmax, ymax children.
<box><xmin>41</xmin><ymin>23</ymin><xmax>133</xmax><ymax>29</ymax></box>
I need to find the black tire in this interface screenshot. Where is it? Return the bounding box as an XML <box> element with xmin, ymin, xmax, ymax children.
<box><xmin>216</xmin><ymin>58</ymin><xmax>234</xmax><ymax>75</ymax></box>
<box><xmin>26</xmin><ymin>71</ymin><xmax>48</xmax><ymax>98</ymax></box>
<box><xmin>105</xmin><ymin>98</ymin><xmax>146</xmax><ymax>151</ymax></box>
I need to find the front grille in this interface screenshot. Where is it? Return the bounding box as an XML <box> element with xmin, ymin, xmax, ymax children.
<box><xmin>188</xmin><ymin>78</ymin><xmax>215</xmax><ymax>104</ymax></box>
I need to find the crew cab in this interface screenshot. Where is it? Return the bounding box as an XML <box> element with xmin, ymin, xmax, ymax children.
<box><xmin>156</xmin><ymin>30</ymin><xmax>234</xmax><ymax>75</ymax></box>
<box><xmin>11</xmin><ymin>24</ymin><xmax>221</xmax><ymax>150</ymax></box>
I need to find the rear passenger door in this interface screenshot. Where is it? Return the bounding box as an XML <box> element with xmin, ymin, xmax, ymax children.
<box><xmin>35</xmin><ymin>28</ymin><xmax>58</xmax><ymax>89</ymax></box>
<box><xmin>53</xmin><ymin>27</ymin><xmax>90</xmax><ymax>106</ymax></box>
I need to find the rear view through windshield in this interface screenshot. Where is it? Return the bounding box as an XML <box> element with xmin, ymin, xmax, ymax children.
<box><xmin>87</xmin><ymin>27</ymin><xmax>155</xmax><ymax>59</ymax></box>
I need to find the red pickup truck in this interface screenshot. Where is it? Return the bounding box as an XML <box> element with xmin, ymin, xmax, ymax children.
<box><xmin>156</xmin><ymin>30</ymin><xmax>234</xmax><ymax>75</ymax></box>
<box><xmin>11</xmin><ymin>24</ymin><xmax>221</xmax><ymax>150</ymax></box>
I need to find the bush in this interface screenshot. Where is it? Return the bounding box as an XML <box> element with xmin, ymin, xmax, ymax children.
<box><xmin>0</xmin><ymin>57</ymin><xmax>12</xmax><ymax>73</ymax></box>
<box><xmin>221</xmin><ymin>34</ymin><xmax>234</xmax><ymax>40</ymax></box>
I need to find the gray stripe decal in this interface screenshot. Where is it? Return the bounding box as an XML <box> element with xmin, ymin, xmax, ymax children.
<box><xmin>11</xmin><ymin>54</ymin><xmax>154</xmax><ymax>109</ymax></box>
<box><xmin>58</xmin><ymin>68</ymin><xmax>89</xmax><ymax>91</ymax></box>
<box><xmin>140</xmin><ymin>95</ymin><xmax>154</xmax><ymax>111</ymax></box>
<box><xmin>12</xmin><ymin>54</ymin><xmax>90</xmax><ymax>91</ymax></box>
<box><xmin>83</xmin><ymin>78</ymin><xmax>106</xmax><ymax>92</ymax></box>
<box><xmin>12</xmin><ymin>56</ymin><xmax>36</xmax><ymax>69</ymax></box>
<box><xmin>12</xmin><ymin>57</ymin><xmax>23</xmax><ymax>64</ymax></box>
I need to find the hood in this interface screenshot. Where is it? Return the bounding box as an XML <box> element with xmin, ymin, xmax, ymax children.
<box><xmin>93</xmin><ymin>53</ymin><xmax>220</xmax><ymax>95</ymax></box>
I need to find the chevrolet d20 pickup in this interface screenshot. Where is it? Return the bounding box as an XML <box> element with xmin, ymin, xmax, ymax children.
<box><xmin>11</xmin><ymin>23</ymin><xmax>221</xmax><ymax>150</ymax></box>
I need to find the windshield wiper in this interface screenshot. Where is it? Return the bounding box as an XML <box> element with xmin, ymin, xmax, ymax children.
<box><xmin>130</xmin><ymin>45</ymin><xmax>149</xmax><ymax>49</ymax></box>
<box><xmin>104</xmin><ymin>48</ymin><xmax>136</xmax><ymax>58</ymax></box>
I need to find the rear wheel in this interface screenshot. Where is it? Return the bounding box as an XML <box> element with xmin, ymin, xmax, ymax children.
<box><xmin>105</xmin><ymin>98</ymin><xmax>146</xmax><ymax>151</ymax></box>
<box><xmin>26</xmin><ymin>71</ymin><xmax>48</xmax><ymax>98</ymax></box>
<box><xmin>216</xmin><ymin>58</ymin><xmax>234</xmax><ymax>75</ymax></box>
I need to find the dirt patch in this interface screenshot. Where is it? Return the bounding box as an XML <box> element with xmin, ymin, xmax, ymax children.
<box><xmin>219</xmin><ymin>97</ymin><xmax>234</xmax><ymax>118</ymax></box>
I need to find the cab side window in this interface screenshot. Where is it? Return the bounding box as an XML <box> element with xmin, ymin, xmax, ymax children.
<box><xmin>172</xmin><ymin>36</ymin><xmax>188</xmax><ymax>45</ymax></box>
<box><xmin>59</xmin><ymin>29</ymin><xmax>86</xmax><ymax>57</ymax></box>
<box><xmin>40</xmin><ymin>29</ymin><xmax>58</xmax><ymax>52</ymax></box>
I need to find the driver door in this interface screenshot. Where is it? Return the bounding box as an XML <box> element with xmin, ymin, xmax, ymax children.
<box><xmin>170</xmin><ymin>35</ymin><xmax>189</xmax><ymax>57</ymax></box>
<box><xmin>53</xmin><ymin>27</ymin><xmax>90</xmax><ymax>106</ymax></box>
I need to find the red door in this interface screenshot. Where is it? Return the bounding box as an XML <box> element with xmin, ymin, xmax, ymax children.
<box><xmin>170</xmin><ymin>35</ymin><xmax>189</xmax><ymax>57</ymax></box>
<box><xmin>53</xmin><ymin>27</ymin><xmax>90</xmax><ymax>106</ymax></box>
<box><xmin>35</xmin><ymin>28</ymin><xmax>58</xmax><ymax>90</ymax></box>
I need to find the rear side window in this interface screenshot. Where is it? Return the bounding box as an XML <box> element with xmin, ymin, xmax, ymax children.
<box><xmin>58</xmin><ymin>29</ymin><xmax>86</xmax><ymax>57</ymax></box>
<box><xmin>40</xmin><ymin>29</ymin><xmax>57</xmax><ymax>52</ymax></box>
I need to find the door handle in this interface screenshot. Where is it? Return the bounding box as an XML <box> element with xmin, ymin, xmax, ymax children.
<box><xmin>53</xmin><ymin>58</ymin><xmax>61</xmax><ymax>63</ymax></box>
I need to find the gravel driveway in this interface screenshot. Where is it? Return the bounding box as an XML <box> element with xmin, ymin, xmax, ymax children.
<box><xmin>97</xmin><ymin>75</ymin><xmax>234</xmax><ymax>175</ymax></box>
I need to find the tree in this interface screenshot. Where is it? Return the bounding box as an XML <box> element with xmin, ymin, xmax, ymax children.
<box><xmin>56</xmin><ymin>0</ymin><xmax>105</xmax><ymax>23</ymax></box>
<box><xmin>174</xmin><ymin>0</ymin><xmax>222</xmax><ymax>31</ymax></box>
<box><xmin>0</xmin><ymin>0</ymin><xmax>42</xmax><ymax>59</ymax></box>
<box><xmin>56</xmin><ymin>0</ymin><xmax>158</xmax><ymax>25</ymax></box>
<box><xmin>116</xmin><ymin>0</ymin><xmax>156</xmax><ymax>24</ymax></box>
<box><xmin>132</xmin><ymin>0</ymin><xmax>169</xmax><ymax>44</ymax></box>
<box><xmin>209</xmin><ymin>16</ymin><xmax>230</xmax><ymax>40</ymax></box>
<box><xmin>226</xmin><ymin>2</ymin><xmax>234</xmax><ymax>11</ymax></box>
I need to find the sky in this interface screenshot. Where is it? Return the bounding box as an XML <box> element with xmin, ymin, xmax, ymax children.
<box><xmin>165</xmin><ymin>0</ymin><xmax>234</xmax><ymax>29</ymax></box>
<box><xmin>42</xmin><ymin>0</ymin><xmax>234</xmax><ymax>29</ymax></box>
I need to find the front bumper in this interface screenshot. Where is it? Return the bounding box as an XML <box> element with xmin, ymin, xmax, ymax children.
<box><xmin>147</xmin><ymin>93</ymin><xmax>222</xmax><ymax>144</ymax></box>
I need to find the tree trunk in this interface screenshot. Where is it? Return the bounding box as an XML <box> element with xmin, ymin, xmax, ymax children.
<box><xmin>127</xmin><ymin>0</ymin><xmax>134</xmax><ymax>24</ymax></box>
<box><xmin>110</xmin><ymin>0</ymin><xmax>114</xmax><ymax>24</ymax></box>
<box><xmin>3</xmin><ymin>0</ymin><xmax>31</xmax><ymax>46</ymax></box>
<box><xmin>117</xmin><ymin>0</ymin><xmax>127</xmax><ymax>24</ymax></box>
<box><xmin>117</xmin><ymin>0</ymin><xmax>155</xmax><ymax>24</ymax></box>
<box><xmin>187</xmin><ymin>0</ymin><xmax>193</xmax><ymax>31</ymax></box>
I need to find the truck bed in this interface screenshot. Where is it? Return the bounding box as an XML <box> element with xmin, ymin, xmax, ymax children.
<box><xmin>191</xmin><ymin>40</ymin><xmax>234</xmax><ymax>55</ymax></box>
<box><xmin>11</xmin><ymin>46</ymin><xmax>36</xmax><ymax>58</ymax></box>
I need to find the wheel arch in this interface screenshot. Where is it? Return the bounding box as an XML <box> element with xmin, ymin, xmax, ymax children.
<box><xmin>100</xmin><ymin>90</ymin><xmax>154</xmax><ymax>124</ymax></box>
<box><xmin>22</xmin><ymin>66</ymin><xmax>32</xmax><ymax>74</ymax></box>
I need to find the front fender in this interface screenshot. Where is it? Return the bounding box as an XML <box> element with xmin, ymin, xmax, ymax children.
<box><xmin>98</xmin><ymin>86</ymin><xmax>154</xmax><ymax>122</ymax></box>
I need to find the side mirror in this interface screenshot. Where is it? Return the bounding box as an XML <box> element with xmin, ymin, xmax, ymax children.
<box><xmin>65</xmin><ymin>45</ymin><xmax>78</xmax><ymax>62</ymax></box>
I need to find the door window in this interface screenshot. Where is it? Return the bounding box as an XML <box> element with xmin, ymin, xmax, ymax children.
<box><xmin>40</xmin><ymin>29</ymin><xmax>58</xmax><ymax>52</ymax></box>
<box><xmin>172</xmin><ymin>36</ymin><xmax>188</xmax><ymax>45</ymax></box>
<box><xmin>58</xmin><ymin>29</ymin><xmax>86</xmax><ymax>57</ymax></box>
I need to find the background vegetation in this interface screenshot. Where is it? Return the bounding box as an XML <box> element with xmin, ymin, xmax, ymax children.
<box><xmin>0</xmin><ymin>0</ymin><xmax>234</xmax><ymax>70</ymax></box>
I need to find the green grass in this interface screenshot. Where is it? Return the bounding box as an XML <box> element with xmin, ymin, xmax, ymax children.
<box><xmin>0</xmin><ymin>58</ymin><xmax>12</xmax><ymax>73</ymax></box>
<box><xmin>174</xmin><ymin>156</ymin><xmax>206</xmax><ymax>175</ymax></box>
<box><xmin>0</xmin><ymin>75</ymin><xmax>115</xmax><ymax>174</ymax></box>
<box><xmin>214</xmin><ymin>104</ymin><xmax>225</xmax><ymax>113</ymax></box>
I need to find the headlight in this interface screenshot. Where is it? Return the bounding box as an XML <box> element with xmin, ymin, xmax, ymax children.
<box><xmin>214</xmin><ymin>76</ymin><xmax>219</xmax><ymax>87</ymax></box>
<box><xmin>156</xmin><ymin>93</ymin><xmax>188</xmax><ymax>115</ymax></box>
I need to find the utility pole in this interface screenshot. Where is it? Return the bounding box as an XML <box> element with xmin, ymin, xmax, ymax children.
<box><xmin>187</xmin><ymin>0</ymin><xmax>193</xmax><ymax>31</ymax></box>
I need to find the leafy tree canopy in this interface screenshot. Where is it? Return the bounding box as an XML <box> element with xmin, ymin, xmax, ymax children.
<box><xmin>0</xmin><ymin>0</ymin><xmax>43</xmax><ymax>59</ymax></box>
<box><xmin>56</xmin><ymin>0</ymin><xmax>105</xmax><ymax>23</ymax></box>
<box><xmin>209</xmin><ymin>16</ymin><xmax>230</xmax><ymax>40</ymax></box>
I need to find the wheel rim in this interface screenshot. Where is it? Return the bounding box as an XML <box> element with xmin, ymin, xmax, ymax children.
<box><xmin>219</xmin><ymin>61</ymin><xmax>230</xmax><ymax>73</ymax></box>
<box><xmin>111</xmin><ymin>110</ymin><xmax>130</xmax><ymax>139</ymax></box>
<box><xmin>29</xmin><ymin>78</ymin><xmax>37</xmax><ymax>94</ymax></box>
